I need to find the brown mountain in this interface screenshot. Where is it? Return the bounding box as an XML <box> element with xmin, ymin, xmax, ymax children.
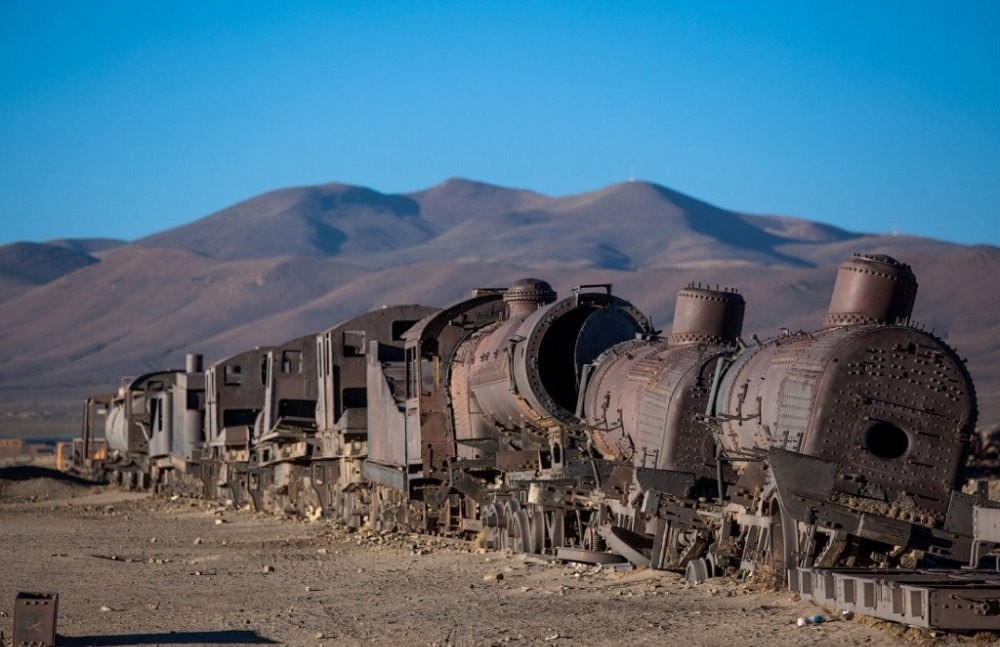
<box><xmin>0</xmin><ymin>179</ymin><xmax>996</xmax><ymax>435</ymax></box>
<box><xmin>136</xmin><ymin>183</ymin><xmax>436</xmax><ymax>260</ymax></box>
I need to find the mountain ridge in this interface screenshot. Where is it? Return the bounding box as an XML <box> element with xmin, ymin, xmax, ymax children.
<box><xmin>0</xmin><ymin>178</ymin><xmax>996</xmax><ymax>434</ymax></box>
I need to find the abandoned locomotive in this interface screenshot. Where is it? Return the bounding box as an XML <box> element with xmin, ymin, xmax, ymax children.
<box><xmin>72</xmin><ymin>253</ymin><xmax>990</xmax><ymax>590</ymax></box>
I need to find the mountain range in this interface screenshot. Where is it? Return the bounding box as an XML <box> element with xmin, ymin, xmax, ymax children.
<box><xmin>1</xmin><ymin>178</ymin><xmax>996</xmax><ymax>436</ymax></box>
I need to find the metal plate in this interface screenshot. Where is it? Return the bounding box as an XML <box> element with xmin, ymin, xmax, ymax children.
<box><xmin>603</xmin><ymin>525</ymin><xmax>654</xmax><ymax>567</ymax></box>
<box><xmin>13</xmin><ymin>592</ymin><xmax>58</xmax><ymax>647</ymax></box>
<box><xmin>556</xmin><ymin>547</ymin><xmax>628</xmax><ymax>565</ymax></box>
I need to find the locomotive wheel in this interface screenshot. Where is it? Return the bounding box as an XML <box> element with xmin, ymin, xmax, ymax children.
<box><xmin>504</xmin><ymin>510</ymin><xmax>528</xmax><ymax>555</ymax></box>
<box><xmin>528</xmin><ymin>509</ymin><xmax>545</xmax><ymax>554</ymax></box>
<box><xmin>369</xmin><ymin>489</ymin><xmax>384</xmax><ymax>532</ymax></box>
<box><xmin>582</xmin><ymin>517</ymin><xmax>605</xmax><ymax>552</ymax></box>
<box><xmin>338</xmin><ymin>490</ymin><xmax>359</xmax><ymax>529</ymax></box>
<box><xmin>407</xmin><ymin>501</ymin><xmax>429</xmax><ymax>533</ymax></box>
<box><xmin>501</xmin><ymin>502</ymin><xmax>530</xmax><ymax>554</ymax></box>
<box><xmin>544</xmin><ymin>510</ymin><xmax>565</xmax><ymax>551</ymax></box>
<box><xmin>482</xmin><ymin>503</ymin><xmax>506</xmax><ymax>550</ymax></box>
<box><xmin>685</xmin><ymin>557</ymin><xmax>717</xmax><ymax>584</ymax></box>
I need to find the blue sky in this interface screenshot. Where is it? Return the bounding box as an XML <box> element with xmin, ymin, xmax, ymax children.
<box><xmin>1</xmin><ymin>1</ymin><xmax>997</xmax><ymax>246</ymax></box>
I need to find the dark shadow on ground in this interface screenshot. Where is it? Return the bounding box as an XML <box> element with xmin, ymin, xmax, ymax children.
<box><xmin>57</xmin><ymin>630</ymin><xmax>279</xmax><ymax>645</ymax></box>
<box><xmin>0</xmin><ymin>465</ymin><xmax>101</xmax><ymax>484</ymax></box>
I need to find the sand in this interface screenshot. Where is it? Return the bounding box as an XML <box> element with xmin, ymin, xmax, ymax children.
<box><xmin>0</xmin><ymin>469</ymin><xmax>969</xmax><ymax>647</ymax></box>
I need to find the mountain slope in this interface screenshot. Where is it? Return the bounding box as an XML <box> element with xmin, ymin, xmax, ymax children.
<box><xmin>136</xmin><ymin>183</ymin><xmax>436</xmax><ymax>260</ymax></box>
<box><xmin>0</xmin><ymin>242</ymin><xmax>100</xmax><ymax>285</ymax></box>
<box><xmin>0</xmin><ymin>178</ymin><xmax>996</xmax><ymax>435</ymax></box>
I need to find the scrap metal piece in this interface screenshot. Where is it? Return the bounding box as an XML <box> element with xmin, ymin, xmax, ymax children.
<box><xmin>793</xmin><ymin>567</ymin><xmax>1000</xmax><ymax>631</ymax></box>
<box><xmin>13</xmin><ymin>592</ymin><xmax>58</xmax><ymax>647</ymax></box>
<box><xmin>971</xmin><ymin>505</ymin><xmax>1000</xmax><ymax>566</ymax></box>
<box><xmin>555</xmin><ymin>547</ymin><xmax>628</xmax><ymax>565</ymax></box>
<box><xmin>603</xmin><ymin>525</ymin><xmax>653</xmax><ymax>567</ymax></box>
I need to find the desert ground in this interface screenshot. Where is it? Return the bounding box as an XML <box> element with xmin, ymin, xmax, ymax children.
<box><xmin>0</xmin><ymin>466</ymin><xmax>993</xmax><ymax>647</ymax></box>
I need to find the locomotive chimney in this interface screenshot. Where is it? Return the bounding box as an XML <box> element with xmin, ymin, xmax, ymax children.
<box><xmin>504</xmin><ymin>278</ymin><xmax>557</xmax><ymax>317</ymax></box>
<box><xmin>185</xmin><ymin>353</ymin><xmax>204</xmax><ymax>373</ymax></box>
<box><xmin>667</xmin><ymin>286</ymin><xmax>745</xmax><ymax>347</ymax></box>
<box><xmin>823</xmin><ymin>253</ymin><xmax>917</xmax><ymax>328</ymax></box>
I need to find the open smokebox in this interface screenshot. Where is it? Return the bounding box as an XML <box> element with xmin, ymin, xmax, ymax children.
<box><xmin>13</xmin><ymin>592</ymin><xmax>58</xmax><ymax>647</ymax></box>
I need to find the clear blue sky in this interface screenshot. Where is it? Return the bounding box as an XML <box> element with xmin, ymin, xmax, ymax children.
<box><xmin>1</xmin><ymin>1</ymin><xmax>997</xmax><ymax>246</ymax></box>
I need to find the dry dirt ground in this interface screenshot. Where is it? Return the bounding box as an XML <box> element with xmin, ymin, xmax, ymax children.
<box><xmin>0</xmin><ymin>467</ymin><xmax>994</xmax><ymax>647</ymax></box>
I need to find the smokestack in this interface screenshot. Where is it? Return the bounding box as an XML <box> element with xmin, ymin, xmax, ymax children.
<box><xmin>667</xmin><ymin>286</ymin><xmax>745</xmax><ymax>347</ymax></box>
<box><xmin>503</xmin><ymin>278</ymin><xmax>557</xmax><ymax>317</ymax></box>
<box><xmin>823</xmin><ymin>254</ymin><xmax>917</xmax><ymax>327</ymax></box>
<box><xmin>186</xmin><ymin>353</ymin><xmax>204</xmax><ymax>373</ymax></box>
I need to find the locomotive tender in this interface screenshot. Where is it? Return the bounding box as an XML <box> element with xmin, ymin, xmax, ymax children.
<box><xmin>75</xmin><ymin>252</ymin><xmax>994</xmax><ymax>594</ymax></box>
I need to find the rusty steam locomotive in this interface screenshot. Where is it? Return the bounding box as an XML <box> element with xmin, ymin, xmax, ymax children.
<box><xmin>73</xmin><ymin>252</ymin><xmax>992</xmax><ymax>595</ymax></box>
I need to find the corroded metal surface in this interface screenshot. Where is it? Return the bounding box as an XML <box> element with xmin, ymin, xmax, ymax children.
<box><xmin>792</xmin><ymin>567</ymin><xmax>1000</xmax><ymax>630</ymax></box>
<box><xmin>823</xmin><ymin>253</ymin><xmax>917</xmax><ymax>327</ymax></box>
<box><xmin>13</xmin><ymin>592</ymin><xmax>58</xmax><ymax>647</ymax></box>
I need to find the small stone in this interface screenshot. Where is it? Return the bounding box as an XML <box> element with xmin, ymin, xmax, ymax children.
<box><xmin>215</xmin><ymin>519</ymin><xmax>224</xmax><ymax>525</ymax></box>
<box><xmin>193</xmin><ymin>537</ymin><xmax>203</xmax><ymax>545</ymax></box>
<box><xmin>100</xmin><ymin>605</ymin><xmax>111</xmax><ymax>612</ymax></box>
<box><xmin>149</xmin><ymin>537</ymin><xmax>157</xmax><ymax>543</ymax></box>
<box><xmin>316</xmin><ymin>548</ymin><xmax>328</xmax><ymax>555</ymax></box>
<box><xmin>316</xmin><ymin>633</ymin><xmax>325</xmax><ymax>639</ymax></box>
<box><xmin>263</xmin><ymin>565</ymin><xmax>275</xmax><ymax>573</ymax></box>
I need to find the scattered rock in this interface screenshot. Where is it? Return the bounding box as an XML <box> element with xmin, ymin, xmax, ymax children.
<box><xmin>193</xmin><ymin>537</ymin><xmax>203</xmax><ymax>545</ymax></box>
<box><xmin>263</xmin><ymin>565</ymin><xmax>275</xmax><ymax>573</ymax></box>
